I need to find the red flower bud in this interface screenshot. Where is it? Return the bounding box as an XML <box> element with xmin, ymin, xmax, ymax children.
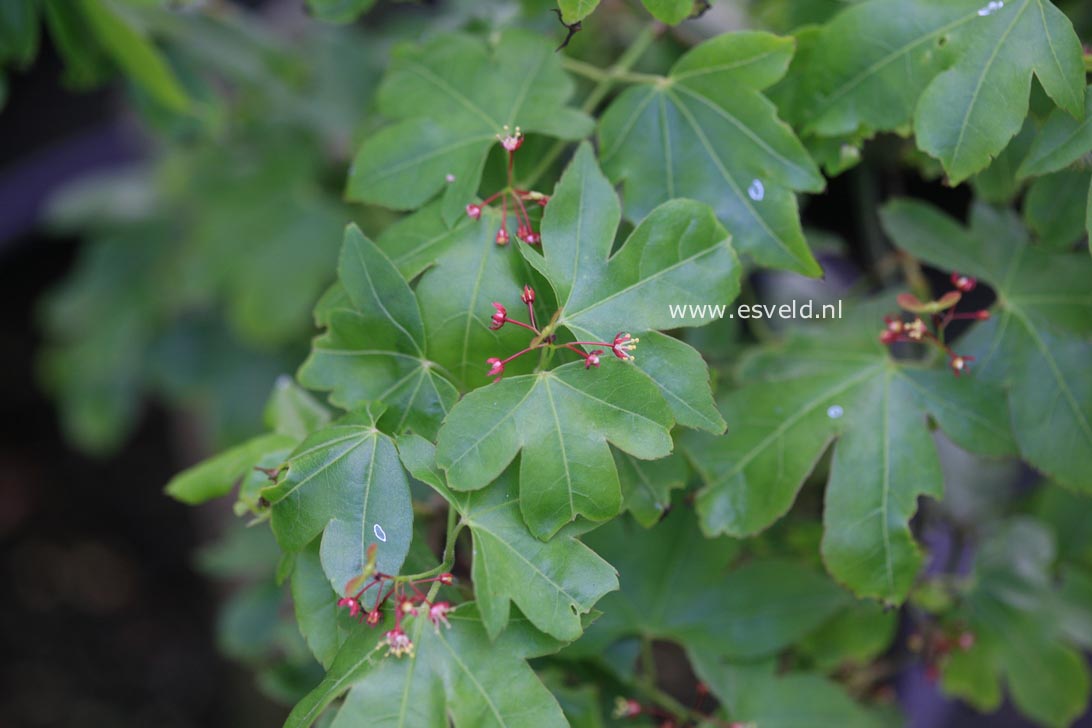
<box><xmin>951</xmin><ymin>273</ymin><xmax>976</xmax><ymax>293</ymax></box>
<box><xmin>949</xmin><ymin>354</ymin><xmax>974</xmax><ymax>377</ymax></box>
<box><xmin>487</xmin><ymin>357</ymin><xmax>505</xmax><ymax>382</ymax></box>
<box><xmin>337</xmin><ymin>597</ymin><xmax>360</xmax><ymax>618</ymax></box>
<box><xmin>520</xmin><ymin>286</ymin><xmax>535</xmax><ymax>305</ymax></box>
<box><xmin>438</xmin><ymin>572</ymin><xmax>454</xmax><ymax>585</ymax></box>
<box><xmin>490</xmin><ymin>302</ymin><xmax>507</xmax><ymax>330</ymax></box>
<box><xmin>465</xmin><ymin>203</ymin><xmax>482</xmax><ymax>220</ymax></box>
<box><xmin>495</xmin><ymin>227</ymin><xmax>510</xmax><ymax>245</ymax></box>
<box><xmin>585</xmin><ymin>350</ymin><xmax>603</xmax><ymax>369</ymax></box>
<box><xmin>366</xmin><ymin>609</ymin><xmax>381</xmax><ymax>626</ymax></box>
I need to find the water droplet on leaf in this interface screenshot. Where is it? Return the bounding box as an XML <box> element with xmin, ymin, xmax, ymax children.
<box><xmin>373</xmin><ymin>524</ymin><xmax>387</xmax><ymax>542</ymax></box>
<box><xmin>748</xmin><ymin>179</ymin><xmax>765</xmax><ymax>201</ymax></box>
<box><xmin>827</xmin><ymin>405</ymin><xmax>844</xmax><ymax>419</ymax></box>
<box><xmin>977</xmin><ymin>1</ymin><xmax>1003</xmax><ymax>16</ymax></box>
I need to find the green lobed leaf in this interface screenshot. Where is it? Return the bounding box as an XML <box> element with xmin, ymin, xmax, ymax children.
<box><xmin>400</xmin><ymin>434</ymin><xmax>619</xmax><ymax>642</ymax></box>
<box><xmin>288</xmin><ymin>606</ymin><xmax>569</xmax><ymax>728</ymax></box>
<box><xmin>971</xmin><ymin>117</ymin><xmax>1036</xmax><ymax>203</ymax></box>
<box><xmin>565</xmin><ymin>508</ymin><xmax>849</xmax><ymax>659</ymax></box>
<box><xmin>913</xmin><ymin>0</ymin><xmax>1085</xmax><ymax>183</ymax></box>
<box><xmin>263</xmin><ymin>376</ymin><xmax>332</xmax><ymax>440</ymax></box>
<box><xmin>1024</xmin><ymin>169</ymin><xmax>1091</xmax><ymax>249</ymax></box>
<box><xmin>557</xmin><ymin>0</ymin><xmax>601</xmax><ymax>24</ymax></box>
<box><xmin>291</xmin><ymin>541</ymin><xmax>355</xmax><ymax>669</ymax></box>
<box><xmin>683</xmin><ymin>299</ymin><xmax>1018</xmax><ymax>603</ymax></box>
<box><xmin>797</xmin><ymin>601</ymin><xmax>899</xmax><ymax>672</ymax></box>
<box><xmin>435</xmin><ymin>361</ymin><xmax>674</xmax><ymax>540</ymax></box>
<box><xmin>165</xmin><ymin>431</ymin><xmax>295</xmax><ymax>505</ymax></box>
<box><xmin>347</xmin><ymin>30</ymin><xmax>592</xmax><ymax>223</ymax></box>
<box><xmin>1018</xmin><ymin>85</ymin><xmax>1092</xmax><ymax>178</ymax></box>
<box><xmin>881</xmin><ymin>199</ymin><xmax>1092</xmax><ymax>491</ymax></box>
<box><xmin>598</xmin><ymin>33</ymin><xmax>825</xmax><ymax>276</ymax></box>
<box><xmin>396</xmin><ymin>206</ymin><xmax>539</xmax><ymax>391</ymax></box>
<box><xmin>520</xmin><ymin>143</ymin><xmax>732</xmax><ymax>432</ymax></box>
<box><xmin>787</xmin><ymin>0</ymin><xmax>1085</xmax><ymax>183</ymax></box>
<box><xmin>690</xmin><ymin>650</ymin><xmax>886</xmax><ymax>728</ymax></box>
<box><xmin>262</xmin><ymin>411</ymin><xmax>414</xmax><ymax>597</ymax></box>
<box><xmin>298</xmin><ymin>226</ymin><xmax>458</xmax><ymax>440</ymax></box>
<box><xmin>614</xmin><ymin>450</ymin><xmax>688</xmax><ymax>527</ymax></box>
<box><xmin>940</xmin><ymin>518</ymin><xmax>1092</xmax><ymax>727</ymax></box>
<box><xmin>640</xmin><ymin>0</ymin><xmax>694</xmax><ymax>24</ymax></box>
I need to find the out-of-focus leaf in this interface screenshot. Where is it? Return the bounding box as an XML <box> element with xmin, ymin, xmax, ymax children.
<box><xmin>565</xmin><ymin>508</ymin><xmax>849</xmax><ymax>659</ymax></box>
<box><xmin>599</xmin><ymin>33</ymin><xmax>825</xmax><ymax>275</ymax></box>
<box><xmin>348</xmin><ymin>30</ymin><xmax>592</xmax><ymax>223</ymax></box>
<box><xmin>881</xmin><ymin>199</ymin><xmax>1092</xmax><ymax>491</ymax></box>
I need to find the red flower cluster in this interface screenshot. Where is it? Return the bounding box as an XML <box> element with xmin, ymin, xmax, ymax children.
<box><xmin>465</xmin><ymin>125</ymin><xmax>550</xmax><ymax>245</ymax></box>
<box><xmin>879</xmin><ymin>272</ymin><xmax>989</xmax><ymax>376</ymax></box>
<box><xmin>337</xmin><ymin>571</ymin><xmax>455</xmax><ymax>659</ymax></box>
<box><xmin>484</xmin><ymin>287</ymin><xmax>639</xmax><ymax>381</ymax></box>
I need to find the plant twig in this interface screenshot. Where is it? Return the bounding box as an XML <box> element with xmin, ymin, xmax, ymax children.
<box><xmin>522</xmin><ymin>23</ymin><xmax>662</xmax><ymax>188</ymax></box>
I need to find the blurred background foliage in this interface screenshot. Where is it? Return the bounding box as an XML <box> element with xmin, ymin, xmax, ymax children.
<box><xmin>1</xmin><ymin>0</ymin><xmax>1091</xmax><ymax>724</ymax></box>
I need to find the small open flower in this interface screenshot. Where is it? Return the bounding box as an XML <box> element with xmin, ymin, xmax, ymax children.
<box><xmin>337</xmin><ymin>597</ymin><xmax>360</xmax><ymax>618</ymax></box>
<box><xmin>428</xmin><ymin>602</ymin><xmax>453</xmax><ymax>631</ymax></box>
<box><xmin>951</xmin><ymin>272</ymin><xmax>977</xmax><ymax>293</ymax></box>
<box><xmin>611</xmin><ymin>332</ymin><xmax>639</xmax><ymax>360</ymax></box>
<box><xmin>385</xmin><ymin>628</ymin><xmax>414</xmax><ymax>658</ymax></box>
<box><xmin>585</xmin><ymin>350</ymin><xmax>602</xmax><ymax>369</ymax></box>
<box><xmin>904</xmin><ymin>318</ymin><xmax>926</xmax><ymax>341</ymax></box>
<box><xmin>612</xmin><ymin>697</ymin><xmax>642</xmax><ymax>719</ymax></box>
<box><xmin>498</xmin><ymin>124</ymin><xmax>523</xmax><ymax>152</ymax></box>
<box><xmin>949</xmin><ymin>354</ymin><xmax>974</xmax><ymax>376</ymax></box>
<box><xmin>399</xmin><ymin>597</ymin><xmax>418</xmax><ymax>617</ymax></box>
<box><xmin>487</xmin><ymin>357</ymin><xmax>505</xmax><ymax>382</ymax></box>
<box><xmin>490</xmin><ymin>302</ymin><xmax>507</xmax><ymax>330</ymax></box>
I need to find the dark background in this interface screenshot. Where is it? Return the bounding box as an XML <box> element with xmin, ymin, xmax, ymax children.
<box><xmin>0</xmin><ymin>41</ymin><xmax>286</xmax><ymax>728</ymax></box>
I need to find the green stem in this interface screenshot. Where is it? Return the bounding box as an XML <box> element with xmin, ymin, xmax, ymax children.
<box><xmin>521</xmin><ymin>23</ymin><xmax>662</xmax><ymax>188</ymax></box>
<box><xmin>629</xmin><ymin>680</ymin><xmax>728</xmax><ymax>727</ymax></box>
<box><xmin>1085</xmin><ymin>53</ymin><xmax>1092</xmax><ymax>73</ymax></box>
<box><xmin>561</xmin><ymin>57</ymin><xmax>664</xmax><ymax>86</ymax></box>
